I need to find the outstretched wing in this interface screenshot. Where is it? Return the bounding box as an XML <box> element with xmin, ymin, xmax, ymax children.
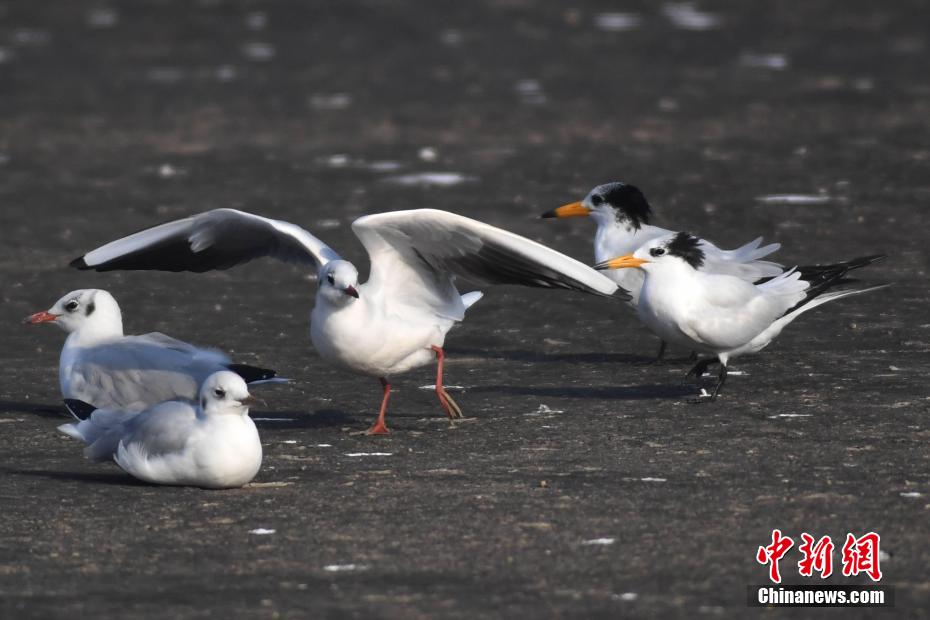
<box><xmin>71</xmin><ymin>208</ymin><xmax>341</xmax><ymax>273</ymax></box>
<box><xmin>352</xmin><ymin>209</ymin><xmax>623</xmax><ymax>318</ymax></box>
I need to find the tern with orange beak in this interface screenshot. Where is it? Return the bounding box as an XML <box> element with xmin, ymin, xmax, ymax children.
<box><xmin>542</xmin><ymin>182</ymin><xmax>783</xmax><ymax>360</ymax></box>
<box><xmin>25</xmin><ymin>289</ymin><xmax>278</xmax><ymax>412</ymax></box>
<box><xmin>595</xmin><ymin>232</ymin><xmax>887</xmax><ymax>399</ymax></box>
<box><xmin>59</xmin><ymin>371</ymin><xmax>263</xmax><ymax>488</ymax></box>
<box><xmin>71</xmin><ymin>208</ymin><xmax>624</xmax><ymax>434</ymax></box>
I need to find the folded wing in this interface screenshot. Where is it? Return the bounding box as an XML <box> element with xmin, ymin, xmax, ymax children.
<box><xmin>72</xmin><ymin>208</ymin><xmax>341</xmax><ymax>273</ymax></box>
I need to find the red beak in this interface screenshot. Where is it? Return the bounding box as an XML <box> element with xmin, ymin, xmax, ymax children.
<box><xmin>345</xmin><ymin>286</ymin><xmax>359</xmax><ymax>299</ymax></box>
<box><xmin>24</xmin><ymin>311</ymin><xmax>59</xmax><ymax>325</ymax></box>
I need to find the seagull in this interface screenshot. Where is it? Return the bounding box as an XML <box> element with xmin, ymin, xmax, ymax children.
<box><xmin>594</xmin><ymin>232</ymin><xmax>886</xmax><ymax>399</ymax></box>
<box><xmin>542</xmin><ymin>182</ymin><xmax>783</xmax><ymax>360</ymax></box>
<box><xmin>71</xmin><ymin>208</ymin><xmax>623</xmax><ymax>434</ymax></box>
<box><xmin>25</xmin><ymin>288</ymin><xmax>278</xmax><ymax>412</ymax></box>
<box><xmin>59</xmin><ymin>371</ymin><xmax>263</xmax><ymax>488</ymax></box>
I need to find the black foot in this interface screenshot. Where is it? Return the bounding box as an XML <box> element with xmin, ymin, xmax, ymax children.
<box><xmin>683</xmin><ymin>358</ymin><xmax>716</xmax><ymax>384</ymax></box>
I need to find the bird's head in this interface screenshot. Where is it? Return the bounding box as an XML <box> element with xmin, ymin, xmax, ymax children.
<box><xmin>595</xmin><ymin>232</ymin><xmax>706</xmax><ymax>273</ymax></box>
<box><xmin>200</xmin><ymin>371</ymin><xmax>255</xmax><ymax>415</ymax></box>
<box><xmin>542</xmin><ymin>182</ymin><xmax>652</xmax><ymax>231</ymax></box>
<box><xmin>23</xmin><ymin>288</ymin><xmax>123</xmax><ymax>336</ymax></box>
<box><xmin>318</xmin><ymin>260</ymin><xmax>360</xmax><ymax>306</ymax></box>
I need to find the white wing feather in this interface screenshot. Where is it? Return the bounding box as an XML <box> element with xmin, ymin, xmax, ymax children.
<box><xmin>352</xmin><ymin>209</ymin><xmax>622</xmax><ymax>318</ymax></box>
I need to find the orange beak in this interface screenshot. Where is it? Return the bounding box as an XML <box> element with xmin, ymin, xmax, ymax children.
<box><xmin>594</xmin><ymin>254</ymin><xmax>650</xmax><ymax>270</ymax></box>
<box><xmin>24</xmin><ymin>311</ymin><xmax>59</xmax><ymax>325</ymax></box>
<box><xmin>540</xmin><ymin>201</ymin><xmax>591</xmax><ymax>219</ymax></box>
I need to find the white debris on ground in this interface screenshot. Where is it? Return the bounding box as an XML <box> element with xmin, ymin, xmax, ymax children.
<box><xmin>345</xmin><ymin>452</ymin><xmax>392</xmax><ymax>457</ymax></box>
<box><xmin>242</xmin><ymin>42</ymin><xmax>275</xmax><ymax>61</ymax></box>
<box><xmin>384</xmin><ymin>172</ymin><xmax>475</xmax><ymax>187</ymax></box>
<box><xmin>526</xmin><ymin>404</ymin><xmax>565</xmax><ymax>415</ymax></box>
<box><xmin>739</xmin><ymin>52</ymin><xmax>789</xmax><ymax>70</ymax></box>
<box><xmin>640</xmin><ymin>477</ymin><xmax>667</xmax><ymax>483</ymax></box>
<box><xmin>662</xmin><ymin>3</ymin><xmax>720</xmax><ymax>30</ymax></box>
<box><xmin>249</xmin><ymin>528</ymin><xmax>276</xmax><ymax>535</ymax></box>
<box><xmin>755</xmin><ymin>194</ymin><xmax>832</xmax><ymax>205</ymax></box>
<box><xmin>324</xmin><ymin>564</ymin><xmax>367</xmax><ymax>572</ymax></box>
<box><xmin>309</xmin><ymin>93</ymin><xmax>352</xmax><ymax>110</ymax></box>
<box><xmin>582</xmin><ymin>537</ymin><xmax>617</xmax><ymax>545</ymax></box>
<box><xmin>594</xmin><ymin>13</ymin><xmax>642</xmax><ymax>32</ymax></box>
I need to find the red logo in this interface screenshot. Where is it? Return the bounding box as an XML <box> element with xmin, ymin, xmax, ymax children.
<box><xmin>758</xmin><ymin>531</ymin><xmax>882</xmax><ymax>583</ymax></box>
<box><xmin>841</xmin><ymin>533</ymin><xmax>883</xmax><ymax>581</ymax></box>
<box><xmin>756</xmin><ymin>529</ymin><xmax>794</xmax><ymax>584</ymax></box>
<box><xmin>798</xmin><ymin>534</ymin><xmax>834</xmax><ymax>579</ymax></box>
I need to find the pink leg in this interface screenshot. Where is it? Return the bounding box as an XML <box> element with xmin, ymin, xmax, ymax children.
<box><xmin>431</xmin><ymin>346</ymin><xmax>462</xmax><ymax>420</ymax></box>
<box><xmin>366</xmin><ymin>377</ymin><xmax>392</xmax><ymax>435</ymax></box>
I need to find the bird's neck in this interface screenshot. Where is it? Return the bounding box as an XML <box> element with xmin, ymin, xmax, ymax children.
<box><xmin>594</xmin><ymin>222</ymin><xmax>657</xmax><ymax>263</ymax></box>
<box><xmin>65</xmin><ymin>318</ymin><xmax>124</xmax><ymax>347</ymax></box>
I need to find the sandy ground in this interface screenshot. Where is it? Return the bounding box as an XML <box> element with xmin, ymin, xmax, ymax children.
<box><xmin>1</xmin><ymin>1</ymin><xmax>928</xmax><ymax>617</ymax></box>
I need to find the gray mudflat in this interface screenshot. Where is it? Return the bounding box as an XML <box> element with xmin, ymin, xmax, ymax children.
<box><xmin>1</xmin><ymin>1</ymin><xmax>927</xmax><ymax>618</ymax></box>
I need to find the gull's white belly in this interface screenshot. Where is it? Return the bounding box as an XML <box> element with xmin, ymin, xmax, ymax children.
<box><xmin>120</xmin><ymin>416</ymin><xmax>262</xmax><ymax>489</ymax></box>
<box><xmin>310</xmin><ymin>300</ymin><xmax>449</xmax><ymax>378</ymax></box>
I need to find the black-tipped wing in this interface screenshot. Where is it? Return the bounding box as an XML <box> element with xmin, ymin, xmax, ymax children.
<box><xmin>226</xmin><ymin>363</ymin><xmax>277</xmax><ymax>383</ymax></box>
<box><xmin>64</xmin><ymin>399</ymin><xmax>97</xmax><ymax>421</ymax></box>
<box><xmin>72</xmin><ymin>209</ymin><xmax>341</xmax><ymax>273</ymax></box>
<box><xmin>352</xmin><ymin>209</ymin><xmax>623</xmax><ymax>317</ymax></box>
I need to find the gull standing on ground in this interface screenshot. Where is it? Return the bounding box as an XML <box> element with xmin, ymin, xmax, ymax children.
<box><xmin>71</xmin><ymin>208</ymin><xmax>623</xmax><ymax>434</ymax></box>
<box><xmin>59</xmin><ymin>371</ymin><xmax>262</xmax><ymax>488</ymax></box>
<box><xmin>595</xmin><ymin>232</ymin><xmax>886</xmax><ymax>399</ymax></box>
<box><xmin>25</xmin><ymin>289</ymin><xmax>278</xmax><ymax>412</ymax></box>
<box><xmin>542</xmin><ymin>182</ymin><xmax>783</xmax><ymax>360</ymax></box>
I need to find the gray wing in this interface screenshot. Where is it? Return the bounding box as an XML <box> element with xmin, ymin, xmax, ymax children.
<box><xmin>352</xmin><ymin>209</ymin><xmax>623</xmax><ymax>318</ymax></box>
<box><xmin>72</xmin><ymin>208</ymin><xmax>341</xmax><ymax>274</ymax></box>
<box><xmin>119</xmin><ymin>401</ymin><xmax>199</xmax><ymax>457</ymax></box>
<box><xmin>68</xmin><ymin>338</ymin><xmax>227</xmax><ymax>411</ymax></box>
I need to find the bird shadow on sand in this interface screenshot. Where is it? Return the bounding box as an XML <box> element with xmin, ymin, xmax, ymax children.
<box><xmin>469</xmin><ymin>383</ymin><xmax>694</xmax><ymax>400</ymax></box>
<box><xmin>0</xmin><ymin>465</ymin><xmax>144</xmax><ymax>487</ymax></box>
<box><xmin>445</xmin><ymin>347</ymin><xmax>656</xmax><ymax>365</ymax></box>
<box><xmin>0</xmin><ymin>400</ymin><xmax>67</xmax><ymax>419</ymax></box>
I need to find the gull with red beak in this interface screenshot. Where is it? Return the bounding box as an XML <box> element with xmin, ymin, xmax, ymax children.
<box><xmin>595</xmin><ymin>232</ymin><xmax>886</xmax><ymax>399</ymax></box>
<box><xmin>59</xmin><ymin>371</ymin><xmax>263</xmax><ymax>488</ymax></box>
<box><xmin>25</xmin><ymin>288</ymin><xmax>278</xmax><ymax>412</ymax></box>
<box><xmin>71</xmin><ymin>208</ymin><xmax>623</xmax><ymax>435</ymax></box>
<box><xmin>542</xmin><ymin>182</ymin><xmax>783</xmax><ymax>360</ymax></box>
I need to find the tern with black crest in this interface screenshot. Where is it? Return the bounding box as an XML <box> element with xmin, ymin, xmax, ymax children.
<box><xmin>72</xmin><ymin>208</ymin><xmax>623</xmax><ymax>434</ymax></box>
<box><xmin>542</xmin><ymin>182</ymin><xmax>783</xmax><ymax>360</ymax></box>
<box><xmin>595</xmin><ymin>232</ymin><xmax>886</xmax><ymax>399</ymax></box>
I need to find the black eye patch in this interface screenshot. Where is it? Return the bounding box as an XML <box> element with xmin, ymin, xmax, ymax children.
<box><xmin>85</xmin><ymin>301</ymin><xmax>95</xmax><ymax>316</ymax></box>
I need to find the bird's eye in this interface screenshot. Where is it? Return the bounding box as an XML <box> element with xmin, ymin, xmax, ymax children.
<box><xmin>650</xmin><ymin>247</ymin><xmax>666</xmax><ymax>257</ymax></box>
<box><xmin>591</xmin><ymin>195</ymin><xmax>604</xmax><ymax>207</ymax></box>
<box><xmin>214</xmin><ymin>388</ymin><xmax>226</xmax><ymax>398</ymax></box>
<box><xmin>327</xmin><ymin>273</ymin><xmax>335</xmax><ymax>284</ymax></box>
<box><xmin>65</xmin><ymin>300</ymin><xmax>79</xmax><ymax>312</ymax></box>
